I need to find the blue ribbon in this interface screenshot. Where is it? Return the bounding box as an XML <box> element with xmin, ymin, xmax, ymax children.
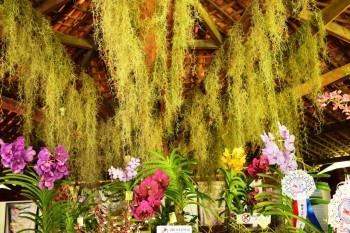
<box><xmin>306</xmin><ymin>198</ymin><xmax>324</xmax><ymax>232</ymax></box>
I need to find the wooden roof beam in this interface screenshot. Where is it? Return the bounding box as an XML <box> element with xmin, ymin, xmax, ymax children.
<box><xmin>326</xmin><ymin>22</ymin><xmax>350</xmax><ymax>44</ymax></box>
<box><xmin>313</xmin><ymin>156</ymin><xmax>350</xmax><ymax>166</ymax></box>
<box><xmin>206</xmin><ymin>0</ymin><xmax>236</xmax><ymax>22</ymax></box>
<box><xmin>36</xmin><ymin>0</ymin><xmax>70</xmax><ymax>15</ymax></box>
<box><xmin>192</xmin><ymin>0</ymin><xmax>224</xmax><ymax>45</ymax></box>
<box><xmin>292</xmin><ymin>63</ymin><xmax>350</xmax><ymax>97</ymax></box>
<box><xmin>54</xmin><ymin>32</ymin><xmax>94</xmax><ymax>49</ymax></box>
<box><xmin>321</xmin><ymin>0</ymin><xmax>350</xmax><ymax>26</ymax></box>
<box><xmin>0</xmin><ymin>96</ymin><xmax>43</xmax><ymax>122</ymax></box>
<box><xmin>191</xmin><ymin>40</ymin><xmax>219</xmax><ymax>49</ymax></box>
<box><xmin>298</xmin><ymin>9</ymin><xmax>350</xmax><ymax>44</ymax></box>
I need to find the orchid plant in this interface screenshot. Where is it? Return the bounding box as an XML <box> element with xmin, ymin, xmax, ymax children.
<box><xmin>0</xmin><ymin>136</ymin><xmax>70</xmax><ymax>232</ymax></box>
<box><xmin>132</xmin><ymin>169</ymin><xmax>169</xmax><ymax>220</ymax></box>
<box><xmin>218</xmin><ymin>147</ymin><xmax>249</xmax><ymax>214</ymax></box>
<box><xmin>260</xmin><ymin>122</ymin><xmax>297</xmax><ymax>175</ymax></box>
<box><xmin>137</xmin><ymin>148</ymin><xmax>218</xmax><ymax>225</ymax></box>
<box><xmin>252</xmin><ymin>123</ymin><xmax>331</xmax><ymax>232</ymax></box>
<box><xmin>106</xmin><ymin>156</ymin><xmax>141</xmax><ymax>191</ymax></box>
<box><xmin>318</xmin><ymin>90</ymin><xmax>350</xmax><ymax>119</ymax></box>
<box><xmin>95</xmin><ymin>157</ymin><xmax>144</xmax><ymax>232</ymax></box>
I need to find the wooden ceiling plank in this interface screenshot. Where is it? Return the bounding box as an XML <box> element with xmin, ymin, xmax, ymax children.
<box><xmin>321</xmin><ymin>0</ymin><xmax>350</xmax><ymax>26</ymax></box>
<box><xmin>82</xmin><ymin>49</ymin><xmax>95</xmax><ymax>69</ymax></box>
<box><xmin>0</xmin><ymin>118</ymin><xmax>21</xmax><ymax>137</ymax></box>
<box><xmin>36</xmin><ymin>0</ymin><xmax>70</xmax><ymax>15</ymax></box>
<box><xmin>316</xmin><ymin>2</ymin><xmax>350</xmax><ymax>15</ymax></box>
<box><xmin>292</xmin><ymin>63</ymin><xmax>350</xmax><ymax>97</ymax></box>
<box><xmin>0</xmin><ymin>96</ymin><xmax>43</xmax><ymax>122</ymax></box>
<box><xmin>193</xmin><ymin>1</ymin><xmax>224</xmax><ymax>44</ymax></box>
<box><xmin>54</xmin><ymin>32</ymin><xmax>94</xmax><ymax>49</ymax></box>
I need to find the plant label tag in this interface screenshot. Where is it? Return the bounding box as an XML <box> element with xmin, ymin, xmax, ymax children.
<box><xmin>256</xmin><ymin>215</ymin><xmax>271</xmax><ymax>229</ymax></box>
<box><xmin>169</xmin><ymin>212</ymin><xmax>177</xmax><ymax>224</ymax></box>
<box><xmin>125</xmin><ymin>191</ymin><xmax>133</xmax><ymax>201</ymax></box>
<box><xmin>157</xmin><ymin>226</ymin><xmax>192</xmax><ymax>233</ymax></box>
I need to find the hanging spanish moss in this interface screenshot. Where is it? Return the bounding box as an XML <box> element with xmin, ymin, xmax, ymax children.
<box><xmin>71</xmin><ymin>73</ymin><xmax>100</xmax><ymax>184</ymax></box>
<box><xmin>0</xmin><ymin>0</ymin><xmax>103</xmax><ymax>184</ymax></box>
<box><xmin>164</xmin><ymin>0</ymin><xmax>196</xmax><ymax>132</ymax></box>
<box><xmin>0</xmin><ymin>0</ymin><xmax>76</xmax><ymax>149</ymax></box>
<box><xmin>93</xmin><ymin>0</ymin><xmax>196</xmax><ymax>159</ymax></box>
<box><xmin>0</xmin><ymin>0</ymin><xmax>326</xmax><ymax>180</ymax></box>
<box><xmin>180</xmin><ymin>0</ymin><xmax>326</xmax><ymax>176</ymax></box>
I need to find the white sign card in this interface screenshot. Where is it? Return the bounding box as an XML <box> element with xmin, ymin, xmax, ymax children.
<box><xmin>156</xmin><ymin>226</ymin><xmax>192</xmax><ymax>233</ymax></box>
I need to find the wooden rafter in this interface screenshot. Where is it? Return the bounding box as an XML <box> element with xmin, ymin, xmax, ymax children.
<box><xmin>317</xmin><ymin>135</ymin><xmax>349</xmax><ymax>155</ymax></box>
<box><xmin>321</xmin><ymin>0</ymin><xmax>350</xmax><ymax>26</ymax></box>
<box><xmin>298</xmin><ymin>9</ymin><xmax>350</xmax><ymax>43</ymax></box>
<box><xmin>326</xmin><ymin>22</ymin><xmax>350</xmax><ymax>44</ymax></box>
<box><xmin>0</xmin><ymin>96</ymin><xmax>43</xmax><ymax>122</ymax></box>
<box><xmin>191</xmin><ymin>40</ymin><xmax>219</xmax><ymax>49</ymax></box>
<box><xmin>206</xmin><ymin>0</ymin><xmax>236</xmax><ymax>22</ymax></box>
<box><xmin>313</xmin><ymin>156</ymin><xmax>350</xmax><ymax>165</ymax></box>
<box><xmin>192</xmin><ymin>1</ymin><xmax>224</xmax><ymax>45</ymax></box>
<box><xmin>36</xmin><ymin>0</ymin><xmax>71</xmax><ymax>15</ymax></box>
<box><xmin>308</xmin><ymin>137</ymin><xmax>342</xmax><ymax>156</ymax></box>
<box><xmin>292</xmin><ymin>63</ymin><xmax>350</xmax><ymax>97</ymax></box>
<box><xmin>55</xmin><ymin>32</ymin><xmax>94</xmax><ymax>49</ymax></box>
<box><xmin>309</xmin><ymin>121</ymin><xmax>350</xmax><ymax>135</ymax></box>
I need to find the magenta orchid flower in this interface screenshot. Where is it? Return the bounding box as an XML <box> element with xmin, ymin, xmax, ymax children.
<box><xmin>139</xmin><ymin>176</ymin><xmax>159</xmax><ymax>197</ymax></box>
<box><xmin>152</xmin><ymin>169</ymin><xmax>170</xmax><ymax>188</ymax></box>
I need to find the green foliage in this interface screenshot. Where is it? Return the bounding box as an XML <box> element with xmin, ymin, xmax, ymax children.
<box><xmin>218</xmin><ymin>170</ymin><xmax>251</xmax><ymax>215</ymax></box>
<box><xmin>93</xmin><ymin>0</ymin><xmax>165</xmax><ymax>161</ymax></box>
<box><xmin>64</xmin><ymin>192</ymin><xmax>96</xmax><ymax>233</ymax></box>
<box><xmin>0</xmin><ymin>0</ymin><xmax>76</xmax><ymax>148</ymax></box>
<box><xmin>0</xmin><ymin>169</ymin><xmax>67</xmax><ymax>233</ymax></box>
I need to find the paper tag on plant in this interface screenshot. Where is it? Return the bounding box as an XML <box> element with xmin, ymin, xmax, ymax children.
<box><xmin>256</xmin><ymin>215</ymin><xmax>271</xmax><ymax>229</ymax></box>
<box><xmin>125</xmin><ymin>191</ymin><xmax>133</xmax><ymax>201</ymax></box>
<box><xmin>169</xmin><ymin>212</ymin><xmax>177</xmax><ymax>224</ymax></box>
<box><xmin>77</xmin><ymin>215</ymin><xmax>84</xmax><ymax>227</ymax></box>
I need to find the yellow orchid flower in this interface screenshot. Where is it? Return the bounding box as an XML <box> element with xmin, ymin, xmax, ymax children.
<box><xmin>220</xmin><ymin>147</ymin><xmax>246</xmax><ymax>172</ymax></box>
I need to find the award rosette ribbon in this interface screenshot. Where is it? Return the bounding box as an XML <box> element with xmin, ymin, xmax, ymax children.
<box><xmin>329</xmin><ymin>180</ymin><xmax>350</xmax><ymax>232</ymax></box>
<box><xmin>281</xmin><ymin>170</ymin><xmax>322</xmax><ymax>231</ymax></box>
